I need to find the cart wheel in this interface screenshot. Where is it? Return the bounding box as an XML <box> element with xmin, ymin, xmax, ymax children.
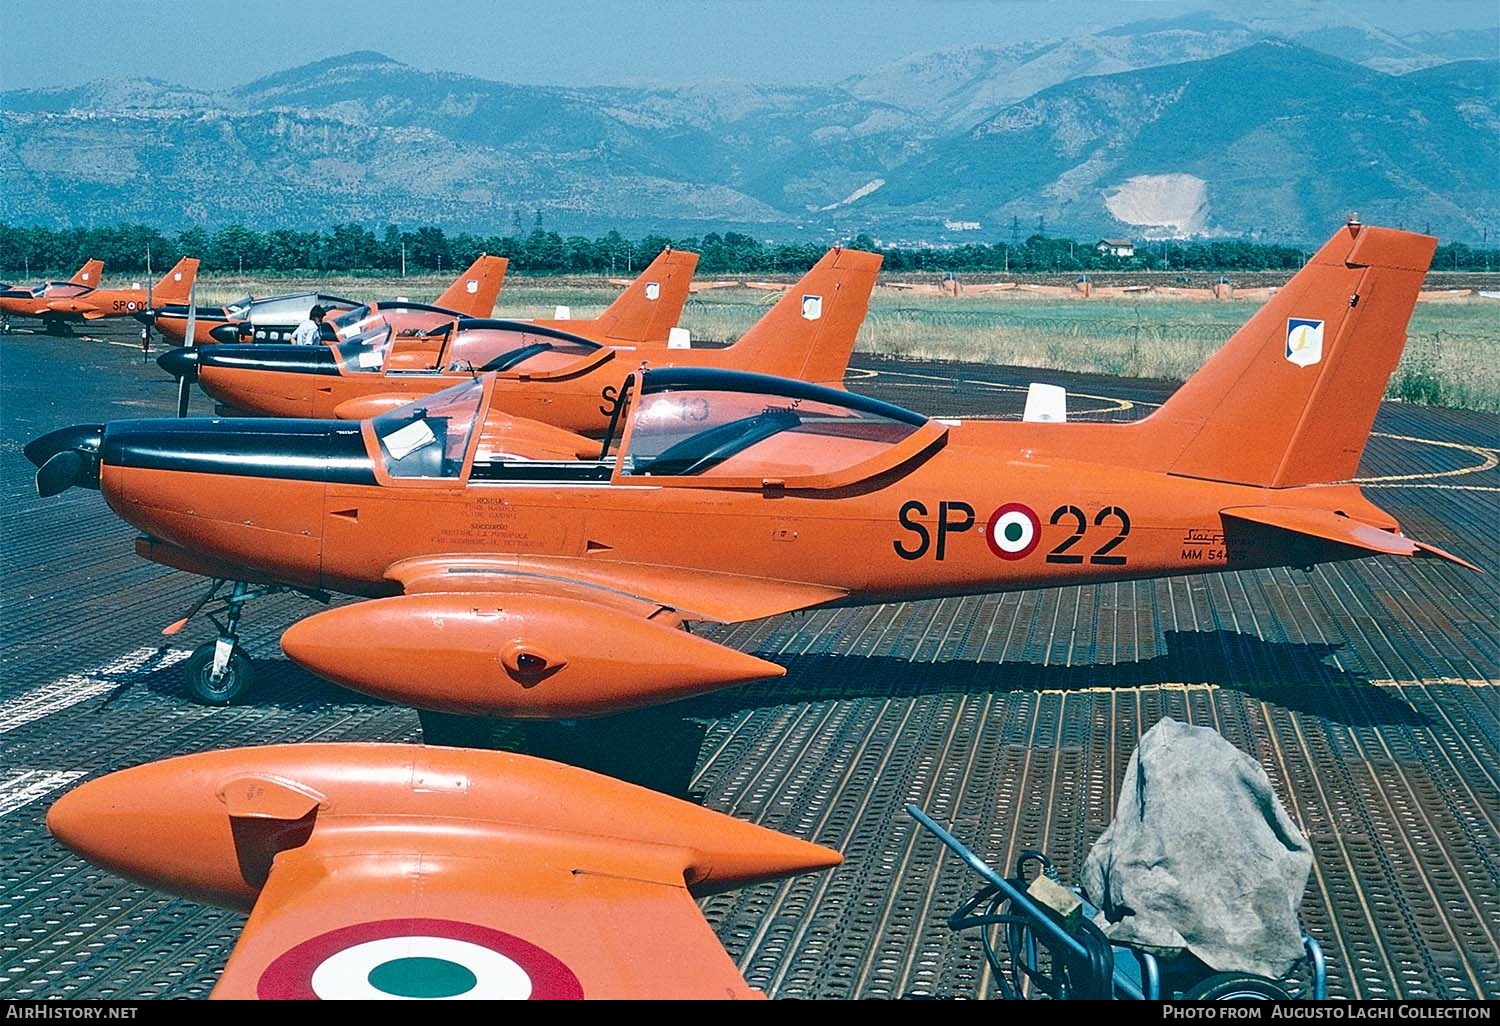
<box><xmin>184</xmin><ymin>642</ymin><xmax>253</xmax><ymax>705</ymax></box>
<box><xmin>1182</xmin><ymin>972</ymin><xmax>1294</xmax><ymax>1001</ymax></box>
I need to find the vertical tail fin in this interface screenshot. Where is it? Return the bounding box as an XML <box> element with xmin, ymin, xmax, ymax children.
<box><xmin>585</xmin><ymin>248</ymin><xmax>701</xmax><ymax>344</ymax></box>
<box><xmin>1140</xmin><ymin>219</ymin><xmax>1436</xmax><ymax>488</ymax></box>
<box><xmin>721</xmin><ymin>247</ymin><xmax>881</xmax><ymax>386</ymax></box>
<box><xmin>70</xmin><ymin>259</ymin><xmax>104</xmax><ymax>286</ymax></box>
<box><xmin>152</xmin><ymin>258</ymin><xmax>199</xmax><ymax>305</ymax></box>
<box><xmin>435</xmin><ymin>254</ymin><xmax>508</xmax><ymax>317</ymax></box>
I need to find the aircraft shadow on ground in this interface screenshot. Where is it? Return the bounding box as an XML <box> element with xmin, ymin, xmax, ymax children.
<box><xmin>120</xmin><ymin>627</ymin><xmax>1427</xmax><ymax>801</ymax></box>
<box><xmin>689</xmin><ymin>628</ymin><xmax>1432</xmax><ymax>729</ymax></box>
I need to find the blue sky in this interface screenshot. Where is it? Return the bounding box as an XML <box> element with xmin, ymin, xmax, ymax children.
<box><xmin>3</xmin><ymin>0</ymin><xmax>1497</xmax><ymax>92</ymax></box>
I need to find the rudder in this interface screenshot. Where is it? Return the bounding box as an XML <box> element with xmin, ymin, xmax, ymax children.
<box><xmin>434</xmin><ymin>254</ymin><xmax>508</xmax><ymax>317</ymax></box>
<box><xmin>153</xmin><ymin>258</ymin><xmax>200</xmax><ymax>305</ymax></box>
<box><xmin>722</xmin><ymin>247</ymin><xmax>881</xmax><ymax>386</ymax></box>
<box><xmin>70</xmin><ymin>259</ymin><xmax>104</xmax><ymax>286</ymax></box>
<box><xmin>590</xmin><ymin>248</ymin><xmax>700</xmax><ymax>344</ymax></box>
<box><xmin>1141</xmin><ymin>219</ymin><xmax>1435</xmax><ymax>488</ymax></box>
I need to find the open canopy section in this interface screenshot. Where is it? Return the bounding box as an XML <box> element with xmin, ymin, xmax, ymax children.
<box><xmin>439</xmin><ymin>320</ymin><xmax>608</xmax><ymax>377</ymax></box>
<box><xmin>616</xmin><ymin>368</ymin><xmax>943</xmax><ymax>490</ymax></box>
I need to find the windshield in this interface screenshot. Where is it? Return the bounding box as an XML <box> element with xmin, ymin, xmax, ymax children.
<box><xmin>622</xmin><ymin>377</ymin><xmax>927</xmax><ymax>480</ymax></box>
<box><xmin>442</xmin><ymin>324</ymin><xmax>601</xmax><ymax>375</ymax></box>
<box><xmin>370</xmin><ymin>378</ymin><xmax>485</xmax><ymax>479</ymax></box>
<box><xmin>328</xmin><ymin>304</ymin><xmax>377</xmax><ymax>336</ymax></box>
<box><xmin>331</xmin><ymin>322</ymin><xmax>397</xmax><ymax>373</ymax></box>
<box><xmin>330</xmin><ymin>304</ymin><xmax>458</xmax><ymax>341</ymax></box>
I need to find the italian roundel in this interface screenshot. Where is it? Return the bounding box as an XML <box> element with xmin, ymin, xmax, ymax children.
<box><xmin>257</xmin><ymin>918</ymin><xmax>585</xmax><ymax>1000</ymax></box>
<box><xmin>986</xmin><ymin>503</ymin><xmax>1041</xmax><ymax>560</ymax></box>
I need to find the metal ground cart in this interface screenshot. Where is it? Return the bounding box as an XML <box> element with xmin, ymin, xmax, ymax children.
<box><xmin>908</xmin><ymin>804</ymin><xmax>1328</xmax><ymax>1001</ymax></box>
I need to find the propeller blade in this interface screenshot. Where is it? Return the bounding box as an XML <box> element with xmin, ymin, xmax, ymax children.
<box><xmin>36</xmin><ymin>451</ymin><xmax>84</xmax><ymax>497</ymax></box>
<box><xmin>178</xmin><ymin>280</ymin><xmax>198</xmax><ymax>417</ymax></box>
<box><xmin>143</xmin><ymin>248</ymin><xmax>153</xmax><ymax>347</ymax></box>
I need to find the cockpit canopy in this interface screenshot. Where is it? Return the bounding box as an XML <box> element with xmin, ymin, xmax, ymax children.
<box><xmin>334</xmin><ymin>315</ymin><xmax>607</xmax><ymax>377</ymax></box>
<box><xmin>370</xmin><ymin>376</ymin><xmax>486</xmax><ymax>479</ymax></box>
<box><xmin>619</xmin><ymin>369</ymin><xmax>935</xmax><ymax>486</ymax></box>
<box><xmin>329</xmin><ymin>302</ymin><xmax>459</xmax><ymax>343</ymax></box>
<box><xmin>360</xmin><ymin>368</ymin><xmax>943</xmax><ymax>491</ymax></box>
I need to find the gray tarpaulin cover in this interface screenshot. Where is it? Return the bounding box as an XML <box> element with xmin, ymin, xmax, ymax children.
<box><xmin>1078</xmin><ymin>717</ymin><xmax>1313</xmax><ymax>979</ymax></box>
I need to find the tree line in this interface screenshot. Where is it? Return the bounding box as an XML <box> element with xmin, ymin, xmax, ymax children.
<box><xmin>2</xmin><ymin>222</ymin><xmax>1495</xmax><ymax>277</ymax></box>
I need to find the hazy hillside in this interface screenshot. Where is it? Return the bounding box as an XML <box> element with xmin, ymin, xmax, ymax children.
<box><xmin>865</xmin><ymin>41</ymin><xmax>1499</xmax><ymax>241</ymax></box>
<box><xmin>2</xmin><ymin>15</ymin><xmax>1494</xmax><ymax>244</ymax></box>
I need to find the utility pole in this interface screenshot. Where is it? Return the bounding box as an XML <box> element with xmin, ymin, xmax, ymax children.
<box><xmin>401</xmin><ymin>241</ymin><xmax>406</xmax><ymax>278</ymax></box>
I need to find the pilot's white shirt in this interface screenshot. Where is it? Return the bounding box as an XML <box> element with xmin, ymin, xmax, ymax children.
<box><xmin>291</xmin><ymin>319</ymin><xmax>321</xmax><ymax>345</ymax></box>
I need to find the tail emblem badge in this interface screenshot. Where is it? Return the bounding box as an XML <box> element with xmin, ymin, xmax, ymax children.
<box><xmin>1286</xmin><ymin>318</ymin><xmax>1324</xmax><ymax>367</ymax></box>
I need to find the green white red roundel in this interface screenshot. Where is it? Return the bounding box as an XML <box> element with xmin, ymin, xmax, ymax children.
<box><xmin>986</xmin><ymin>503</ymin><xmax>1041</xmax><ymax>560</ymax></box>
<box><xmin>257</xmin><ymin>918</ymin><xmax>584</xmax><ymax>1000</ymax></box>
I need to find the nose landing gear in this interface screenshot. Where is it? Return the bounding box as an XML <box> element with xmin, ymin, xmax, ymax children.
<box><xmin>167</xmin><ymin>578</ymin><xmax>329</xmax><ymax>705</ymax></box>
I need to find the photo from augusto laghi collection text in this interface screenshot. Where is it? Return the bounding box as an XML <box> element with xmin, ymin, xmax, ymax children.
<box><xmin>1162</xmin><ymin>1008</ymin><xmax>1494</xmax><ymax>1020</ymax></box>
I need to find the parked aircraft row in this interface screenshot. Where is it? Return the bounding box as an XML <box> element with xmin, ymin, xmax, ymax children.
<box><xmin>20</xmin><ymin>218</ymin><xmax>1480</xmax><ymax>1000</ymax></box>
<box><xmin>0</xmin><ymin>246</ymin><xmax>701</xmax><ymax>344</ymax></box>
<box><xmin>0</xmin><ymin>257</ymin><xmax>199</xmax><ymax>333</ymax></box>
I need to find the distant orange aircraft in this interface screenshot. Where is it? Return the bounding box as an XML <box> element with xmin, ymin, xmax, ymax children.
<box><xmin>155</xmin><ymin>247</ymin><xmax>880</xmax><ymax>437</ymax></box>
<box><xmin>47</xmin><ymin>742</ymin><xmax>841</xmax><ymax>999</ymax></box>
<box><xmin>0</xmin><ymin>258</ymin><xmax>106</xmax><ymax>332</ymax></box>
<box><xmin>885</xmin><ymin>272</ymin><xmax>1016</xmax><ymax>297</ymax></box>
<box><xmin>141</xmin><ymin>254</ymin><xmax>510</xmax><ymax>346</ymax></box>
<box><xmin>25</xmin><ymin>220</ymin><xmax>1477</xmax><ymax>712</ymax></box>
<box><xmin>37</xmin><ymin>257</ymin><xmax>199</xmax><ymax>329</ymax></box>
<box><xmin>529</xmin><ymin>246</ymin><xmax>699</xmax><ymax>345</ymax></box>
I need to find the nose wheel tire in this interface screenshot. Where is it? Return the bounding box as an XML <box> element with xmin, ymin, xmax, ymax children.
<box><xmin>184</xmin><ymin>642</ymin><xmax>253</xmax><ymax>705</ymax></box>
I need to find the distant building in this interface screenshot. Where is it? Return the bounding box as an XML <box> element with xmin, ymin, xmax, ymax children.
<box><xmin>944</xmin><ymin>220</ymin><xmax>982</xmax><ymax>231</ymax></box>
<box><xmin>1096</xmin><ymin>238</ymin><xmax>1135</xmax><ymax>258</ymax></box>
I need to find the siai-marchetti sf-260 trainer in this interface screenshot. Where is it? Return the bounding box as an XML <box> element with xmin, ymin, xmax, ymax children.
<box><xmin>26</xmin><ymin>219</ymin><xmax>1477</xmax><ymax>715</ymax></box>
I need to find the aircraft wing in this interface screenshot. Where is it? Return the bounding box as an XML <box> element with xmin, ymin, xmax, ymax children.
<box><xmin>280</xmin><ymin>555</ymin><xmax>849</xmax><ymax>717</ymax></box>
<box><xmin>47</xmin><ymin>743</ymin><xmax>842</xmax><ymax>1001</ymax></box>
<box><xmin>213</xmin><ymin>830</ymin><xmax>767</xmax><ymax>999</ymax></box>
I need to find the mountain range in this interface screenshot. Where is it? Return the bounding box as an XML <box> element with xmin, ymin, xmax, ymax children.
<box><xmin>2</xmin><ymin>12</ymin><xmax>1496</xmax><ymax>244</ymax></box>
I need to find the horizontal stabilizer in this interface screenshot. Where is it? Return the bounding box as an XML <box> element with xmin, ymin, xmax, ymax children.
<box><xmin>1221</xmin><ymin>506</ymin><xmax>1480</xmax><ymax>572</ymax></box>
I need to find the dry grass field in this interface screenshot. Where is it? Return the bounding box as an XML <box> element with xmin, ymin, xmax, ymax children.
<box><xmin>188</xmin><ymin>273</ymin><xmax>1500</xmax><ymax>412</ymax></box>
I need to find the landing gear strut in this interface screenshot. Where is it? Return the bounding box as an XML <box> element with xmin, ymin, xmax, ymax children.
<box><xmin>169</xmin><ymin>578</ymin><xmax>328</xmax><ymax>705</ymax></box>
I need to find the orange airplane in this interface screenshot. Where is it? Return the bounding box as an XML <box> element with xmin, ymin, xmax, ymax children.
<box><xmin>154</xmin><ymin>247</ymin><xmax>880</xmax><ymax>437</ymax></box>
<box><xmin>139</xmin><ymin>253</ymin><xmax>511</xmax><ymax>347</ymax></box>
<box><xmin>47</xmin><ymin>742</ymin><xmax>842</xmax><ymax>999</ymax></box>
<box><xmin>36</xmin><ymin>257</ymin><xmax>199</xmax><ymax>330</ymax></box>
<box><xmin>885</xmin><ymin>272</ymin><xmax>1017</xmax><ymax>297</ymax></box>
<box><xmin>0</xmin><ymin>258</ymin><xmax>105</xmax><ymax>333</ymax></box>
<box><xmin>523</xmin><ymin>245</ymin><xmax>700</xmax><ymax>345</ymax></box>
<box><xmin>24</xmin><ymin>220</ymin><xmax>1477</xmax><ymax>713</ymax></box>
